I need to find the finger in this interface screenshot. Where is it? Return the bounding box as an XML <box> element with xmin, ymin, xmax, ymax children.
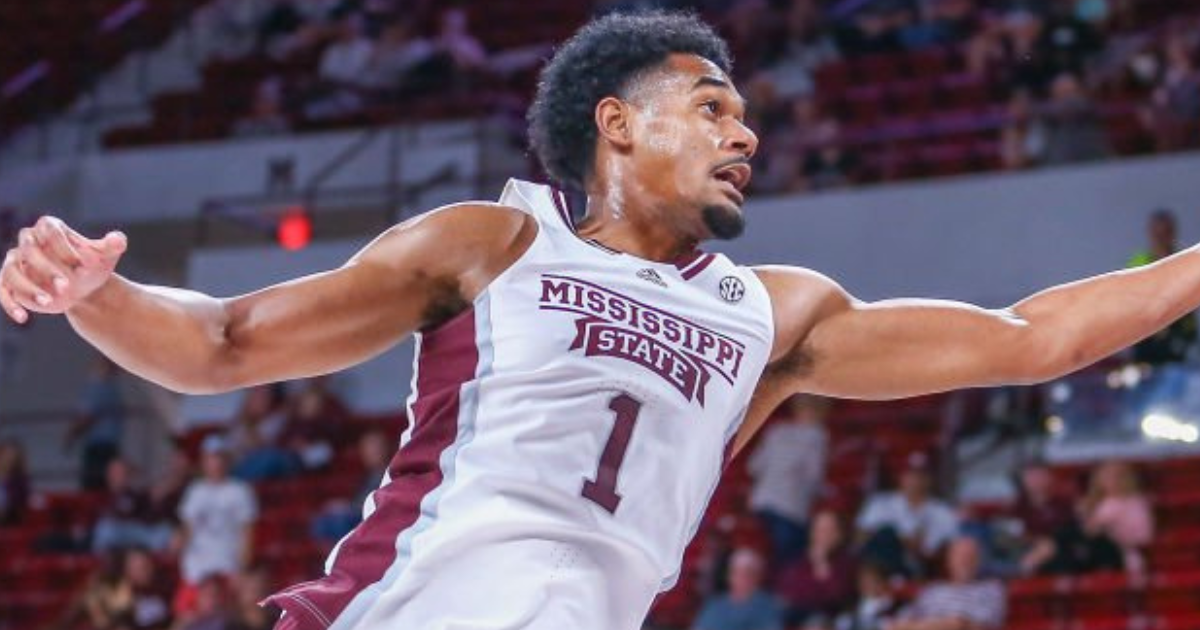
<box><xmin>35</xmin><ymin>217</ymin><xmax>85</xmax><ymax>270</ymax></box>
<box><xmin>65</xmin><ymin>226</ymin><xmax>126</xmax><ymax>265</ymax></box>
<box><xmin>0</xmin><ymin>276</ymin><xmax>28</xmax><ymax>324</ymax></box>
<box><xmin>2</xmin><ymin>253</ymin><xmax>53</xmax><ymax>308</ymax></box>
<box><xmin>19</xmin><ymin>240</ymin><xmax>72</xmax><ymax>296</ymax></box>
<box><xmin>97</xmin><ymin>231</ymin><xmax>128</xmax><ymax>259</ymax></box>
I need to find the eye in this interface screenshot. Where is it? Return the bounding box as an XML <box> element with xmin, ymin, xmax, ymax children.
<box><xmin>702</xmin><ymin>100</ymin><xmax>720</xmax><ymax>115</ymax></box>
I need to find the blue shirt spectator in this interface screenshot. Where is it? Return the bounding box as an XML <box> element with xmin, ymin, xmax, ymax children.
<box><xmin>692</xmin><ymin>548</ymin><xmax>783</xmax><ymax>630</ymax></box>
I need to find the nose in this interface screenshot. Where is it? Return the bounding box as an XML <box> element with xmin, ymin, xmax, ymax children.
<box><xmin>723</xmin><ymin>118</ymin><xmax>758</xmax><ymax>159</ymax></box>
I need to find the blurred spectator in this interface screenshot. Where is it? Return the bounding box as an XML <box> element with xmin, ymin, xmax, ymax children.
<box><xmin>832</xmin><ymin>562</ymin><xmax>901</xmax><ymax>630</ymax></box>
<box><xmin>856</xmin><ymin>452</ymin><xmax>959</xmax><ymax>578</ymax></box>
<box><xmin>318</xmin><ymin>14</ymin><xmax>374</xmax><ymax>84</ymax></box>
<box><xmin>800</xmin><ymin>122</ymin><xmax>858</xmax><ymax>191</ymax></box>
<box><xmin>435</xmin><ymin>8</ymin><xmax>487</xmax><ymax>75</ymax></box>
<box><xmin>0</xmin><ymin>438</ymin><xmax>30</xmax><ymax>526</ymax></box>
<box><xmin>199</xmin><ymin>0</ymin><xmax>275</xmax><ymax>59</ymax></box>
<box><xmin>311</xmin><ymin>429</ymin><xmax>391</xmax><ymax>545</ymax></box>
<box><xmin>1040</xmin><ymin>73</ymin><xmax>1110</xmax><ymax>165</ymax></box>
<box><xmin>51</xmin><ymin>549</ymin><xmax>129</xmax><ymax>630</ymax></box>
<box><xmin>755</xmin><ymin>0</ymin><xmax>840</xmax><ymax>101</ymax></box>
<box><xmin>358</xmin><ymin>19</ymin><xmax>437</xmax><ymax>91</ymax></box>
<box><xmin>110</xmin><ymin>547</ymin><xmax>176</xmax><ymax>630</ymax></box>
<box><xmin>758</xmin><ymin>98</ymin><xmax>855</xmax><ymax>193</ymax></box>
<box><xmin>884</xmin><ymin>537</ymin><xmax>1006</xmax><ymax>630</ymax></box>
<box><xmin>93</xmin><ymin>458</ymin><xmax>173</xmax><ymax>553</ymax></box>
<box><xmin>1140</xmin><ymin>36</ymin><xmax>1200</xmax><ymax>152</ymax></box>
<box><xmin>148</xmin><ymin>445</ymin><xmax>196</xmax><ymax>534</ymax></box>
<box><xmin>1037</xmin><ymin>1</ymin><xmax>1104</xmax><ymax>81</ymax></box>
<box><xmin>776</xmin><ymin>510</ymin><xmax>857</xmax><ymax>629</ymax></box>
<box><xmin>67</xmin><ymin>357</ymin><xmax>127</xmax><ymax>491</ymax></box>
<box><xmin>748</xmin><ymin>394</ymin><xmax>829</xmax><ymax>562</ymax></box>
<box><xmin>999</xmin><ymin>89</ymin><xmax>1048</xmax><ymax>169</ymax></box>
<box><xmin>229</xmin><ymin>384</ymin><xmax>299</xmax><ymax>482</ymax></box>
<box><xmin>173</xmin><ymin>574</ymin><xmax>236</xmax><ymax>630</ymax></box>
<box><xmin>232</xmin><ymin>77</ymin><xmax>292</xmax><ymax>138</ymax></box>
<box><xmin>691</xmin><ymin>548</ymin><xmax>784</xmax><ymax>630</ymax></box>
<box><xmin>1010</xmin><ymin>462</ymin><xmax>1079</xmax><ymax>576</ymax></box>
<box><xmin>835</xmin><ymin>3</ymin><xmax>903</xmax><ymax>57</ymax></box>
<box><xmin>257</xmin><ymin>0</ymin><xmax>334</xmax><ymax>60</ymax></box>
<box><xmin>897</xmin><ymin>0</ymin><xmax>978</xmax><ymax>50</ymax></box>
<box><xmin>967</xmin><ymin>8</ymin><xmax>1046</xmax><ymax>92</ymax></box>
<box><xmin>231</xmin><ymin>566</ymin><xmax>277</xmax><ymax>630</ymax></box>
<box><xmin>1076</xmin><ymin>460</ymin><xmax>1154</xmax><ymax>575</ymax></box>
<box><xmin>1128</xmin><ymin>209</ymin><xmax>1197</xmax><ymax>365</ymax></box>
<box><xmin>178</xmin><ymin>436</ymin><xmax>258</xmax><ymax>590</ymax></box>
<box><xmin>304</xmin><ymin>13</ymin><xmax>373</xmax><ymax>119</ymax></box>
<box><xmin>281</xmin><ymin>377</ymin><xmax>348</xmax><ymax>472</ymax></box>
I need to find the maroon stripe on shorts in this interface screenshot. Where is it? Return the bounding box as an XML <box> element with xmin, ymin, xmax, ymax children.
<box><xmin>680</xmin><ymin>253</ymin><xmax>716</xmax><ymax>281</ymax></box>
<box><xmin>264</xmin><ymin>307</ymin><xmax>479</xmax><ymax>629</ymax></box>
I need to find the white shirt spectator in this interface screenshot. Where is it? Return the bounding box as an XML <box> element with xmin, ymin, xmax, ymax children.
<box><xmin>747</xmin><ymin>420</ymin><xmax>827</xmax><ymax>523</ymax></box>
<box><xmin>899</xmin><ymin>580</ymin><xmax>1006</xmax><ymax>630</ymax></box>
<box><xmin>179</xmin><ymin>477</ymin><xmax>257</xmax><ymax>583</ymax></box>
<box><xmin>856</xmin><ymin>492</ymin><xmax>959</xmax><ymax>556</ymax></box>
<box><xmin>319</xmin><ymin>37</ymin><xmax>375</xmax><ymax>84</ymax></box>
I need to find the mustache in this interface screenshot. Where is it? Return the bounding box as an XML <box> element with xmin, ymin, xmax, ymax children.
<box><xmin>711</xmin><ymin>156</ymin><xmax>751</xmax><ymax>172</ymax></box>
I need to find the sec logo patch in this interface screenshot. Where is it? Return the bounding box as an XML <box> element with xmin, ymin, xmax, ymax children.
<box><xmin>718</xmin><ymin>276</ymin><xmax>745</xmax><ymax>303</ymax></box>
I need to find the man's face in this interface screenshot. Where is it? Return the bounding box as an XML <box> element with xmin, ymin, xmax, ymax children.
<box><xmin>1150</xmin><ymin>215</ymin><xmax>1176</xmax><ymax>248</ymax></box>
<box><xmin>947</xmin><ymin>538</ymin><xmax>981</xmax><ymax>582</ymax></box>
<box><xmin>201</xmin><ymin>451</ymin><xmax>228</xmax><ymax>481</ymax></box>
<box><xmin>900</xmin><ymin>468</ymin><xmax>929</xmax><ymax>500</ymax></box>
<box><xmin>727</xmin><ymin>551</ymin><xmax>763</xmax><ymax>596</ymax></box>
<box><xmin>621</xmin><ymin>54</ymin><xmax>758</xmax><ymax>241</ymax></box>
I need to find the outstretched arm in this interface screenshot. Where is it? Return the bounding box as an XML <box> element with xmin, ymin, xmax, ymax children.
<box><xmin>740</xmin><ymin>247</ymin><xmax>1200</xmax><ymax>444</ymax></box>
<box><xmin>0</xmin><ymin>206</ymin><xmax>534</xmax><ymax>394</ymax></box>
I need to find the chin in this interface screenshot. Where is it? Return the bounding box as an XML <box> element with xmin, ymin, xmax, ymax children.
<box><xmin>701</xmin><ymin>203</ymin><xmax>745</xmax><ymax>240</ymax></box>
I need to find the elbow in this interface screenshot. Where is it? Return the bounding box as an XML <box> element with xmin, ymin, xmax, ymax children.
<box><xmin>172</xmin><ymin>320</ymin><xmax>247</xmax><ymax>395</ymax></box>
<box><xmin>1009</xmin><ymin>329</ymin><xmax>1084</xmax><ymax>386</ymax></box>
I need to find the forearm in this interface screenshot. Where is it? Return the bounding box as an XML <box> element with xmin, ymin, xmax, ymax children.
<box><xmin>65</xmin><ymin>275</ymin><xmax>235</xmax><ymax>394</ymax></box>
<box><xmin>1012</xmin><ymin>245</ymin><xmax>1200</xmax><ymax>381</ymax></box>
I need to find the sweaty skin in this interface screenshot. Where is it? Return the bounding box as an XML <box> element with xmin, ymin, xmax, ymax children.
<box><xmin>4</xmin><ymin>54</ymin><xmax>1200</xmax><ymax>458</ymax></box>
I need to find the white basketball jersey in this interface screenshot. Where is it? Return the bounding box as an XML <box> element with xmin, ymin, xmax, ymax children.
<box><xmin>267</xmin><ymin>179</ymin><xmax>775</xmax><ymax>630</ymax></box>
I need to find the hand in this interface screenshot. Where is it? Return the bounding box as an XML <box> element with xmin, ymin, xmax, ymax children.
<box><xmin>0</xmin><ymin>216</ymin><xmax>127</xmax><ymax>324</ymax></box>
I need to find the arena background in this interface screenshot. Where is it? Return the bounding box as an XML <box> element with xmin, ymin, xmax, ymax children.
<box><xmin>1</xmin><ymin>0</ymin><xmax>1199</xmax><ymax>629</ymax></box>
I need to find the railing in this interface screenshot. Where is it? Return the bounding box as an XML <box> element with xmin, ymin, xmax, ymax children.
<box><xmin>194</xmin><ymin>117</ymin><xmax>515</xmax><ymax>246</ymax></box>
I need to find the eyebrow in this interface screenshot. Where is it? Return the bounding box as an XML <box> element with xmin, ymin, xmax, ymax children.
<box><xmin>692</xmin><ymin>76</ymin><xmax>731</xmax><ymax>91</ymax></box>
<box><xmin>691</xmin><ymin>76</ymin><xmax>749</xmax><ymax>113</ymax></box>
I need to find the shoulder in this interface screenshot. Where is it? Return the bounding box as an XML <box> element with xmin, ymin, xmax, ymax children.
<box><xmin>354</xmin><ymin>202</ymin><xmax>538</xmax><ymax>302</ymax></box>
<box><xmin>368</xmin><ymin>203</ymin><xmax>537</xmax><ymax>262</ymax></box>
<box><xmin>751</xmin><ymin>265</ymin><xmax>856</xmax><ymax>362</ymax></box>
<box><xmin>751</xmin><ymin>265</ymin><xmax>852</xmax><ymax>313</ymax></box>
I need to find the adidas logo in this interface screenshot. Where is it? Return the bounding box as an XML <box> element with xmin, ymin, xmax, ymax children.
<box><xmin>637</xmin><ymin>268</ymin><xmax>668</xmax><ymax>288</ymax></box>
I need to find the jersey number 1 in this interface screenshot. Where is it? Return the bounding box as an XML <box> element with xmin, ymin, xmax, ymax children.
<box><xmin>582</xmin><ymin>393</ymin><xmax>642</xmax><ymax>514</ymax></box>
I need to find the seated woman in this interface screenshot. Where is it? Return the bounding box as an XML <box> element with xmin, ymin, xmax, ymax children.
<box><xmin>1077</xmin><ymin>460</ymin><xmax>1155</xmax><ymax>575</ymax></box>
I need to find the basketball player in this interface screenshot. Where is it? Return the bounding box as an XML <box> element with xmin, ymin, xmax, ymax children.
<box><xmin>1</xmin><ymin>12</ymin><xmax>1195</xmax><ymax>630</ymax></box>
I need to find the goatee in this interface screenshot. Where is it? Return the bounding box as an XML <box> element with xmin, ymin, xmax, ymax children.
<box><xmin>702</xmin><ymin>205</ymin><xmax>745</xmax><ymax>240</ymax></box>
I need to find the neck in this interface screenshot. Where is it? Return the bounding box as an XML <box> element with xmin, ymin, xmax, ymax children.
<box><xmin>578</xmin><ymin>176</ymin><xmax>699</xmax><ymax>262</ymax></box>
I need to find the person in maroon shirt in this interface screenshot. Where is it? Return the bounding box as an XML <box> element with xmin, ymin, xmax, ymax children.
<box><xmin>776</xmin><ymin>509</ymin><xmax>858</xmax><ymax>628</ymax></box>
<box><xmin>0</xmin><ymin>438</ymin><xmax>30</xmax><ymax>526</ymax></box>
<box><xmin>1010</xmin><ymin>462</ymin><xmax>1080</xmax><ymax>575</ymax></box>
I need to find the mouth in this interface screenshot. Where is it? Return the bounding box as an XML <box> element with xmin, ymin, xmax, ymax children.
<box><xmin>712</xmin><ymin>163</ymin><xmax>752</xmax><ymax>204</ymax></box>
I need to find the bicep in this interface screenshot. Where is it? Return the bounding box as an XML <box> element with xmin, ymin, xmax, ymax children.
<box><xmin>215</xmin><ymin>256</ymin><xmax>421</xmax><ymax>389</ymax></box>
<box><xmin>213</xmin><ymin>204</ymin><xmax>533</xmax><ymax>389</ymax></box>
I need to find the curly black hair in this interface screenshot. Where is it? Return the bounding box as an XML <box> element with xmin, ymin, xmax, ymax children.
<box><xmin>527</xmin><ymin>11</ymin><xmax>732</xmax><ymax>191</ymax></box>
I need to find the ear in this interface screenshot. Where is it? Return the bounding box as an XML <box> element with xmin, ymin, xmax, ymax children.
<box><xmin>595</xmin><ymin>96</ymin><xmax>634</xmax><ymax>151</ymax></box>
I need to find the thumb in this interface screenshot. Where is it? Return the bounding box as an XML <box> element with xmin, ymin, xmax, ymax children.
<box><xmin>99</xmin><ymin>231</ymin><xmax>127</xmax><ymax>257</ymax></box>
